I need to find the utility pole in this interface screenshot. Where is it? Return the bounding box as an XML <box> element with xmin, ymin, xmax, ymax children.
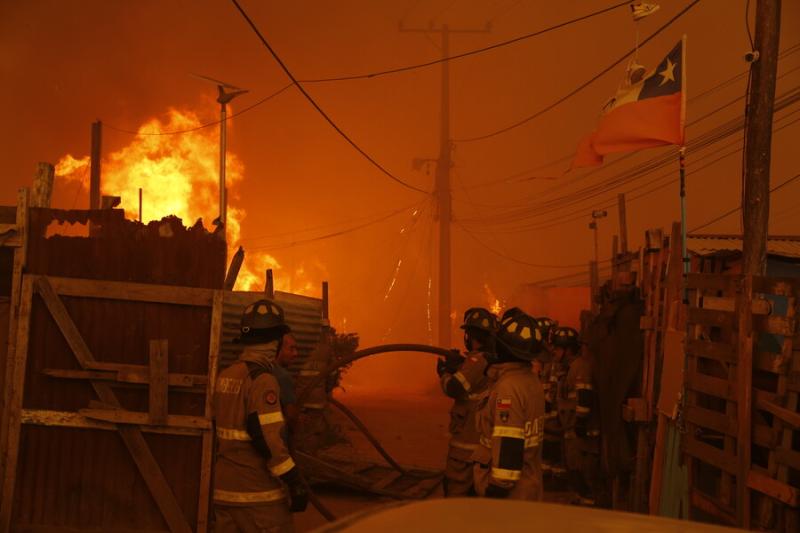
<box><xmin>589</xmin><ymin>210</ymin><xmax>607</xmax><ymax>314</ymax></box>
<box><xmin>401</xmin><ymin>21</ymin><xmax>490</xmax><ymax>348</ymax></box>
<box><xmin>742</xmin><ymin>0</ymin><xmax>781</xmax><ymax>276</ymax></box>
<box><xmin>90</xmin><ymin>120</ymin><xmax>102</xmax><ymax>210</ymax></box>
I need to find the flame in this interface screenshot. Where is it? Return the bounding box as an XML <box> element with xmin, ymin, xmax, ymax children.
<box><xmin>54</xmin><ymin>109</ymin><xmax>318</xmax><ymax>295</ymax></box>
<box><xmin>483</xmin><ymin>284</ymin><xmax>504</xmax><ymax>316</ymax></box>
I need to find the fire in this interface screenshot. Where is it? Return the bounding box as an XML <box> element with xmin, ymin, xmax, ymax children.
<box><xmin>483</xmin><ymin>284</ymin><xmax>504</xmax><ymax>316</ymax></box>
<box><xmin>54</xmin><ymin>108</ymin><xmax>316</xmax><ymax>295</ymax></box>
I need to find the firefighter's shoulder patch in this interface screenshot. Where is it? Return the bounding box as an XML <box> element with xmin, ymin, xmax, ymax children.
<box><xmin>265</xmin><ymin>390</ymin><xmax>278</xmax><ymax>405</ymax></box>
<box><xmin>497</xmin><ymin>397</ymin><xmax>512</xmax><ymax>410</ymax></box>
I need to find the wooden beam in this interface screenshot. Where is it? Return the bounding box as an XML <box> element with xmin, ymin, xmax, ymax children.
<box><xmin>34</xmin><ymin>276</ymin><xmax>193</xmax><ymax>533</ymax></box>
<box><xmin>90</xmin><ymin>121</ymin><xmax>102</xmax><ymax>210</ymax></box>
<box><xmin>686</xmin><ymin>339</ymin><xmax>736</xmax><ymax>364</ymax></box>
<box><xmin>197</xmin><ymin>290</ymin><xmax>223</xmax><ymax>533</ymax></box>
<box><xmin>41</xmin><ymin>367</ymin><xmax>206</xmax><ymax>390</ymax></box>
<box><xmin>701</xmin><ymin>296</ymin><xmax>771</xmax><ymax>315</ymax></box>
<box><xmin>79</xmin><ymin>409</ymin><xmax>209</xmax><ymax>430</ymax></box>
<box><xmin>690</xmin><ymin>489</ymin><xmax>737</xmax><ymax>526</ymax></box>
<box><xmin>685</xmin><ymin>405</ymin><xmax>738</xmax><ymax>436</ymax></box>
<box><xmin>0</xmin><ymin>188</ymin><xmax>28</xmax><ymax>487</ymax></box>
<box><xmin>747</xmin><ymin>469</ymin><xmax>800</xmax><ymax>507</ymax></box>
<box><xmin>688</xmin><ymin>307</ymin><xmax>736</xmax><ymax>329</ymax></box>
<box><xmin>45</xmin><ymin>275</ymin><xmax>214</xmax><ymax>307</ymax></box>
<box><xmin>30</xmin><ymin>162</ymin><xmax>54</xmax><ymax>208</ymax></box>
<box><xmin>149</xmin><ymin>340</ymin><xmax>169</xmax><ymax>425</ymax></box>
<box><xmin>755</xmin><ymin>396</ymin><xmax>800</xmax><ymax>429</ymax></box>
<box><xmin>265</xmin><ymin>269</ymin><xmax>274</xmax><ymax>299</ymax></box>
<box><xmin>686</xmin><ymin>273</ymin><xmax>738</xmax><ymax>292</ymax></box>
<box><xmin>683</xmin><ymin>435</ymin><xmax>738</xmax><ymax>475</ymax></box>
<box><xmin>686</xmin><ymin>370</ymin><xmax>735</xmax><ymax>401</ymax></box>
<box><xmin>21</xmin><ymin>409</ymin><xmax>202</xmax><ymax>437</ymax></box>
<box><xmin>0</xmin><ymin>276</ymin><xmax>34</xmax><ymax>531</ymax></box>
<box><xmin>736</xmin><ymin>275</ymin><xmax>754</xmax><ymax>528</ymax></box>
<box><xmin>223</xmin><ymin>246</ymin><xmax>244</xmax><ymax>291</ymax></box>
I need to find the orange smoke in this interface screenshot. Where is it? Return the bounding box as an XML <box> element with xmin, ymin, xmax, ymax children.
<box><xmin>54</xmin><ymin>109</ymin><xmax>315</xmax><ymax>294</ymax></box>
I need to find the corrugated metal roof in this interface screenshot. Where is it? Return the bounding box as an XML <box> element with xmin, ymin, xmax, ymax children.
<box><xmin>687</xmin><ymin>234</ymin><xmax>800</xmax><ymax>259</ymax></box>
<box><xmin>220</xmin><ymin>290</ymin><xmax>323</xmax><ymax>371</ymax></box>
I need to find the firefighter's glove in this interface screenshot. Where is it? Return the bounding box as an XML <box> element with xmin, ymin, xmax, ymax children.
<box><xmin>444</xmin><ymin>349</ymin><xmax>464</xmax><ymax>374</ymax></box>
<box><xmin>485</xmin><ymin>482</ymin><xmax>510</xmax><ymax>499</ymax></box>
<box><xmin>281</xmin><ymin>467</ymin><xmax>309</xmax><ymax>513</ymax></box>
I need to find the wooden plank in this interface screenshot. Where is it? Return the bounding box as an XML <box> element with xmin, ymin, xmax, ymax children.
<box><xmin>753</xmin><ymin>351</ymin><xmax>791</xmax><ymax>374</ymax></box>
<box><xmin>149</xmin><ymin>340</ymin><xmax>169</xmax><ymax>425</ymax></box>
<box><xmin>30</xmin><ymin>162</ymin><xmax>55</xmax><ymax>208</ymax></box>
<box><xmin>41</xmin><ymin>368</ymin><xmax>206</xmax><ymax>390</ymax></box>
<box><xmin>747</xmin><ymin>469</ymin><xmax>800</xmax><ymax>507</ymax></box>
<box><xmin>46</xmin><ymin>275</ymin><xmax>214</xmax><ymax>307</ymax></box>
<box><xmin>371</xmin><ymin>470</ymin><xmax>404</xmax><ymax>491</ymax></box>
<box><xmin>686</xmin><ymin>370</ymin><xmax>735</xmax><ymax>401</ymax></box>
<box><xmin>79</xmin><ymin>409</ymin><xmax>209</xmax><ymax>430</ymax></box>
<box><xmin>774</xmin><ymin>446</ymin><xmax>800</xmax><ymax>471</ymax></box>
<box><xmin>688</xmin><ymin>307</ymin><xmax>736</xmax><ymax>329</ymax></box>
<box><xmin>753</xmin><ymin>315</ymin><xmax>795</xmax><ymax>337</ymax></box>
<box><xmin>21</xmin><ymin>409</ymin><xmax>203</xmax><ymax>437</ymax></box>
<box><xmin>690</xmin><ymin>488</ymin><xmax>738</xmax><ymax>526</ymax></box>
<box><xmin>35</xmin><ymin>276</ymin><xmax>193</xmax><ymax>533</ymax></box>
<box><xmin>686</xmin><ymin>273</ymin><xmax>738</xmax><ymax>292</ymax></box>
<box><xmin>685</xmin><ymin>405</ymin><xmax>738</xmax><ymax>436</ymax></box>
<box><xmin>686</xmin><ymin>339</ymin><xmax>736</xmax><ymax>364</ymax></box>
<box><xmin>755</xmin><ymin>396</ymin><xmax>800</xmax><ymax>429</ymax></box>
<box><xmin>683</xmin><ymin>436</ymin><xmax>738</xmax><ymax>474</ymax></box>
<box><xmin>197</xmin><ymin>290</ymin><xmax>222</xmax><ymax>533</ymax></box>
<box><xmin>0</xmin><ymin>276</ymin><xmax>33</xmax><ymax>531</ymax></box>
<box><xmin>702</xmin><ymin>296</ymin><xmax>771</xmax><ymax>315</ymax></box>
<box><xmin>753</xmin><ymin>423</ymin><xmax>776</xmax><ymax>448</ymax></box>
<box><xmin>0</xmin><ymin>188</ymin><xmax>28</xmax><ymax>485</ymax></box>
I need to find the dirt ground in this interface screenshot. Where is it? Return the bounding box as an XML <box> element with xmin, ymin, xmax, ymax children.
<box><xmin>293</xmin><ymin>389</ymin><xmax>451</xmax><ymax>532</ymax></box>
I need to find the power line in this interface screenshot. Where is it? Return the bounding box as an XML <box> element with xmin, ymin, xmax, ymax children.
<box><xmin>229</xmin><ymin>0</ymin><xmax>429</xmax><ymax>195</ymax></box>
<box><xmin>298</xmin><ymin>1</ymin><xmax>630</xmax><ymax>83</ymax></box>
<box><xmin>454</xmin><ymin>0</ymin><xmax>702</xmax><ymax>143</ymax></box>
<box><xmin>456</xmin><ymin>220</ymin><xmax>608</xmax><ymax>268</ymax></box>
<box><xmin>244</xmin><ymin>202</ymin><xmax>423</xmax><ymax>251</ymax></box>
<box><xmin>688</xmin><ymin>171</ymin><xmax>800</xmax><ymax>233</ymax></box>
<box><xmin>104</xmin><ymin>83</ymin><xmax>293</xmax><ymax>136</ymax></box>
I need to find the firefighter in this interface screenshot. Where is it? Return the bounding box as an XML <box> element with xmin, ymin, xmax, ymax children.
<box><xmin>274</xmin><ymin>332</ymin><xmax>300</xmax><ymax>443</ymax></box>
<box><xmin>213</xmin><ymin>300</ymin><xmax>308</xmax><ymax>533</ymax></box>
<box><xmin>561</xmin><ymin>336</ymin><xmax>601</xmax><ymax>506</ymax></box>
<box><xmin>473</xmin><ymin>312</ymin><xmax>546</xmax><ymax>500</ymax></box>
<box><xmin>437</xmin><ymin>307</ymin><xmax>497</xmax><ymax>497</ymax></box>
<box><xmin>541</xmin><ymin>326</ymin><xmax>579</xmax><ymax>478</ymax></box>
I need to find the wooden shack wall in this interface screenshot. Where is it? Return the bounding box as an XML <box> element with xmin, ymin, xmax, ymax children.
<box><xmin>7</xmin><ymin>208</ymin><xmax>224</xmax><ymax>530</ymax></box>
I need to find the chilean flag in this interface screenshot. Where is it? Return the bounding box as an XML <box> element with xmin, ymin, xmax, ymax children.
<box><xmin>572</xmin><ymin>39</ymin><xmax>686</xmax><ymax>169</ymax></box>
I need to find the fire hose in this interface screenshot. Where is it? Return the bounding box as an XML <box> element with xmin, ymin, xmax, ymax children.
<box><xmin>296</xmin><ymin>344</ymin><xmax>454</xmax><ymax>521</ymax></box>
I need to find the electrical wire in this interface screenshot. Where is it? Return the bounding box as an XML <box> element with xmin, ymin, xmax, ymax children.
<box><xmin>298</xmin><ymin>1</ymin><xmax>631</xmax><ymax>83</ymax></box>
<box><xmin>229</xmin><ymin>0</ymin><xmax>429</xmax><ymax>194</ymax></box>
<box><xmin>453</xmin><ymin>0</ymin><xmax>702</xmax><ymax>143</ymax></box>
<box><xmin>244</xmin><ymin>202</ymin><xmax>424</xmax><ymax>251</ymax></box>
<box><xmin>689</xmin><ymin>171</ymin><xmax>800</xmax><ymax>233</ymax></box>
<box><xmin>104</xmin><ymin>83</ymin><xmax>293</xmax><ymax>136</ymax></box>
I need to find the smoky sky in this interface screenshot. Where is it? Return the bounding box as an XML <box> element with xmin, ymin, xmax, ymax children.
<box><xmin>2</xmin><ymin>0</ymin><xmax>798</xmax><ymax>390</ymax></box>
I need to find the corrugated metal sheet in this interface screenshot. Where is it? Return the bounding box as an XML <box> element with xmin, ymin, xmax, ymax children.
<box><xmin>688</xmin><ymin>234</ymin><xmax>800</xmax><ymax>259</ymax></box>
<box><xmin>220</xmin><ymin>290</ymin><xmax>323</xmax><ymax>372</ymax></box>
<box><xmin>11</xmin><ymin>208</ymin><xmax>222</xmax><ymax>531</ymax></box>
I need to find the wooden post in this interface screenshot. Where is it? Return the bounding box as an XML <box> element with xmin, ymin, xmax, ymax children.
<box><xmin>265</xmin><ymin>269</ymin><xmax>274</xmax><ymax>299</ymax></box>
<box><xmin>612</xmin><ymin>235</ymin><xmax>619</xmax><ymax>272</ymax></box>
<box><xmin>31</xmin><ymin>162</ymin><xmax>54</xmax><ymax>208</ymax></box>
<box><xmin>139</xmin><ymin>188</ymin><xmax>143</xmax><ymax>222</ymax></box>
<box><xmin>322</xmin><ymin>281</ymin><xmax>329</xmax><ymax>323</ymax></box>
<box><xmin>223</xmin><ymin>246</ymin><xmax>245</xmax><ymax>291</ymax></box>
<box><xmin>737</xmin><ymin>275</ymin><xmax>754</xmax><ymax>528</ymax></box>
<box><xmin>742</xmin><ymin>0</ymin><xmax>781</xmax><ymax>276</ymax></box>
<box><xmin>590</xmin><ymin>260</ymin><xmax>598</xmax><ymax>314</ymax></box>
<box><xmin>618</xmin><ymin>193</ymin><xmax>630</xmax><ymax>272</ymax></box>
<box><xmin>90</xmin><ymin>121</ymin><xmax>102</xmax><ymax>210</ymax></box>
<box><xmin>149</xmin><ymin>340</ymin><xmax>169</xmax><ymax>425</ymax></box>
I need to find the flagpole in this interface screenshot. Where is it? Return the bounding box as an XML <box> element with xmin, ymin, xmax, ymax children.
<box><xmin>680</xmin><ymin>34</ymin><xmax>688</xmax><ymax>277</ymax></box>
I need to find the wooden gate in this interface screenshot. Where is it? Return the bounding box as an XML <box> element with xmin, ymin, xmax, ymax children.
<box><xmin>0</xmin><ymin>275</ymin><xmax>222</xmax><ymax>532</ymax></box>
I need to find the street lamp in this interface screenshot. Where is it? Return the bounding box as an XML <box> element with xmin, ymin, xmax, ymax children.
<box><xmin>191</xmin><ymin>74</ymin><xmax>248</xmax><ymax>231</ymax></box>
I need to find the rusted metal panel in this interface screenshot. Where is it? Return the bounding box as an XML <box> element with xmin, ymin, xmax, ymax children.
<box><xmin>26</xmin><ymin>208</ymin><xmax>225</xmax><ymax>289</ymax></box>
<box><xmin>7</xmin><ymin>208</ymin><xmax>223</xmax><ymax>531</ymax></box>
<box><xmin>220</xmin><ymin>290</ymin><xmax>323</xmax><ymax>371</ymax></box>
